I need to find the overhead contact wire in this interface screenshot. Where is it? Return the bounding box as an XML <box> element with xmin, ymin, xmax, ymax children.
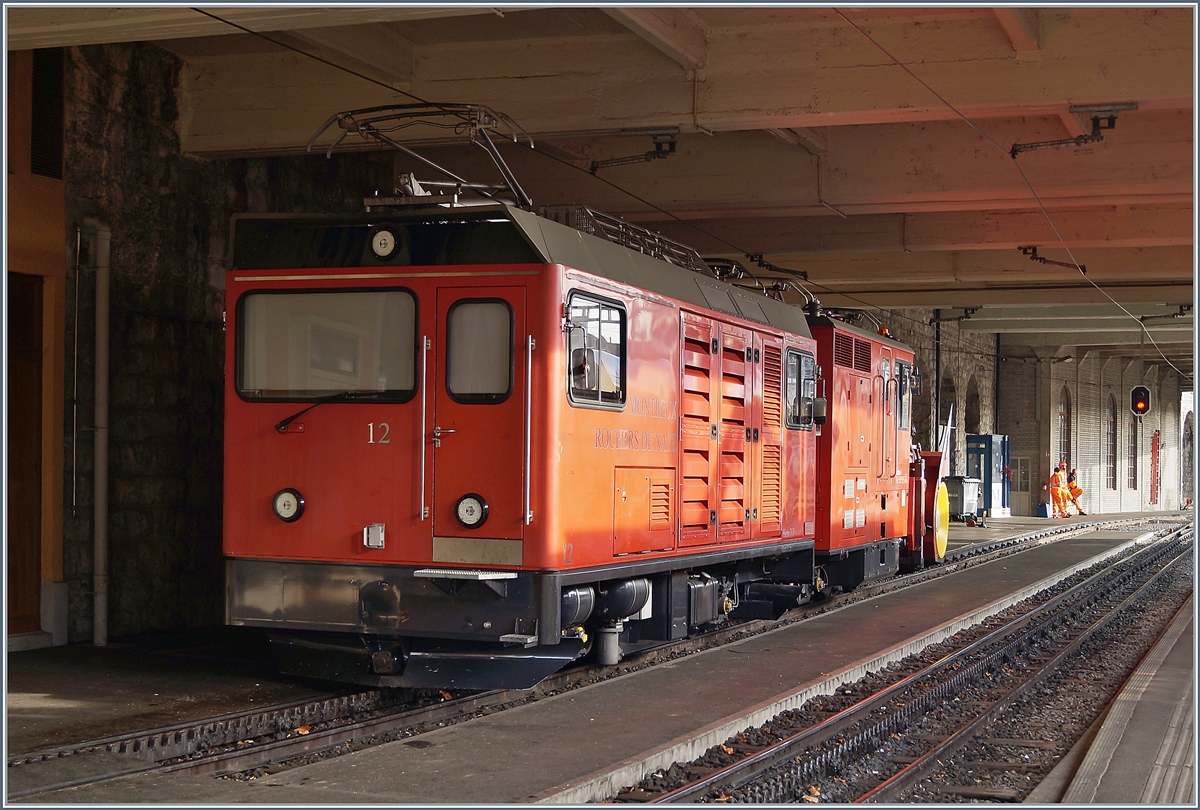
<box><xmin>196</xmin><ymin>8</ymin><xmax>1186</xmax><ymax>381</ymax></box>
<box><xmin>191</xmin><ymin>8</ymin><xmax>998</xmax><ymax>356</ymax></box>
<box><xmin>833</xmin><ymin>8</ymin><xmax>1189</xmax><ymax>383</ymax></box>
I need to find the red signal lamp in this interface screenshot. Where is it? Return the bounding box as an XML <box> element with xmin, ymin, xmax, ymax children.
<box><xmin>1130</xmin><ymin>385</ymin><xmax>1151</xmax><ymax>417</ymax></box>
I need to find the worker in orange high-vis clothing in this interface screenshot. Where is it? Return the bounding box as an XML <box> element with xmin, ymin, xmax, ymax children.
<box><xmin>1067</xmin><ymin>468</ymin><xmax>1087</xmax><ymax>516</ymax></box>
<box><xmin>1049</xmin><ymin>462</ymin><xmax>1069</xmax><ymax>518</ymax></box>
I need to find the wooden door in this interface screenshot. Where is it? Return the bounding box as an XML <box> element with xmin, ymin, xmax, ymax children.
<box><xmin>8</xmin><ymin>273</ymin><xmax>42</xmax><ymax>634</ymax></box>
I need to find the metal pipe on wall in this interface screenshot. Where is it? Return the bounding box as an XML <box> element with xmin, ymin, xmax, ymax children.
<box><xmin>83</xmin><ymin>216</ymin><xmax>111</xmax><ymax>647</ymax></box>
<box><xmin>933</xmin><ymin>309</ymin><xmax>941</xmax><ymax>450</ymax></box>
<box><xmin>994</xmin><ymin>334</ymin><xmax>1001</xmax><ymax>434</ymax></box>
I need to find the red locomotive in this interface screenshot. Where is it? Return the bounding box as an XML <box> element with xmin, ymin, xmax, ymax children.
<box><xmin>223</xmin><ymin>105</ymin><xmax>949</xmax><ymax>689</ymax></box>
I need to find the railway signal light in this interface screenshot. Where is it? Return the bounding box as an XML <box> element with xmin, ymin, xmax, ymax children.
<box><xmin>1130</xmin><ymin>385</ymin><xmax>1151</xmax><ymax>417</ymax></box>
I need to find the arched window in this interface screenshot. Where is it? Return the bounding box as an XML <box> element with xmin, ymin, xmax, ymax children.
<box><xmin>1105</xmin><ymin>395</ymin><xmax>1117</xmax><ymax>489</ymax></box>
<box><xmin>1058</xmin><ymin>386</ymin><xmax>1072</xmax><ymax>467</ymax></box>
<box><xmin>1127</xmin><ymin>416</ymin><xmax>1138</xmax><ymax>489</ymax></box>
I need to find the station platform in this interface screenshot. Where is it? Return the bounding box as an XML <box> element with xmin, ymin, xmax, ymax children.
<box><xmin>6</xmin><ymin>513</ymin><xmax>1188</xmax><ymax>803</ymax></box>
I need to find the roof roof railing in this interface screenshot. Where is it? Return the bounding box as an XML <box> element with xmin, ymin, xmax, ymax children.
<box><xmin>540</xmin><ymin>204</ymin><xmax>713</xmax><ymax>276</ymax></box>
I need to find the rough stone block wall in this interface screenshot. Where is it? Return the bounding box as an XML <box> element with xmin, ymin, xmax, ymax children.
<box><xmin>887</xmin><ymin>313</ymin><xmax>997</xmax><ymax>476</ymax></box>
<box><xmin>61</xmin><ymin>42</ymin><xmax>394</xmax><ymax>642</ymax></box>
<box><xmin>875</xmin><ymin>308</ymin><xmax>997</xmax><ymax>478</ymax></box>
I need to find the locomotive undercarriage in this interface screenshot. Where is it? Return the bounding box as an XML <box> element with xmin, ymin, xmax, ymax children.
<box><xmin>228</xmin><ymin>541</ymin><xmax>816</xmax><ymax>689</ymax></box>
<box><xmin>816</xmin><ymin>538</ymin><xmax>903</xmax><ymax>594</ymax></box>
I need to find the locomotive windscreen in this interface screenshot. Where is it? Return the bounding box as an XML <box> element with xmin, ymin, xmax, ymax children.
<box><xmin>232</xmin><ymin>216</ymin><xmax>542</xmax><ymax>269</ymax></box>
<box><xmin>237</xmin><ymin>289</ymin><xmax>418</xmax><ymax>401</ymax></box>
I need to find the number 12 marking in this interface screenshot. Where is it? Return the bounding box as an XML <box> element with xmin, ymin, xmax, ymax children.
<box><xmin>368</xmin><ymin>423</ymin><xmax>391</xmax><ymax>444</ymax></box>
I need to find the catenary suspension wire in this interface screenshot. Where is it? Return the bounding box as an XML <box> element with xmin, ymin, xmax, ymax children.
<box><xmin>188</xmin><ymin>9</ymin><xmax>460</xmax><ymax>122</ymax></box>
<box><xmin>195</xmin><ymin>8</ymin><xmax>1188</xmax><ymax>382</ymax></box>
<box><xmin>832</xmin><ymin>8</ymin><xmax>1189</xmax><ymax>383</ymax></box>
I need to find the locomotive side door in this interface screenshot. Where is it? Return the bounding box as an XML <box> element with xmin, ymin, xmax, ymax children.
<box><xmin>877</xmin><ymin>346</ymin><xmax>894</xmax><ymax>481</ymax></box>
<box><xmin>430</xmin><ymin>287</ymin><xmax>527</xmax><ymax>558</ymax></box>
<box><xmin>753</xmin><ymin>335</ymin><xmax>785</xmax><ymax>539</ymax></box>
<box><xmin>679</xmin><ymin>313</ymin><xmax>719</xmax><ymax>547</ymax></box>
<box><xmin>717</xmin><ymin>324</ymin><xmax>751</xmax><ymax>543</ymax></box>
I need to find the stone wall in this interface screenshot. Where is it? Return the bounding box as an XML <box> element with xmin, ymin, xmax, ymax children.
<box><xmin>878</xmin><ymin>308</ymin><xmax>998</xmax><ymax>476</ymax></box>
<box><xmin>61</xmin><ymin>42</ymin><xmax>392</xmax><ymax>641</ymax></box>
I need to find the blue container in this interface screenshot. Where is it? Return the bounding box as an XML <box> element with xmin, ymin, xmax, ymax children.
<box><xmin>1036</xmin><ymin>503</ymin><xmax>1052</xmax><ymax>518</ymax></box>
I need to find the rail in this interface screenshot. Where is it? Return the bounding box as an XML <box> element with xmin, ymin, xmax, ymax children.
<box><xmin>11</xmin><ymin>517</ymin><xmax>1185</xmax><ymax>800</ymax></box>
<box><xmin>648</xmin><ymin>524</ymin><xmax>1191</xmax><ymax>803</ymax></box>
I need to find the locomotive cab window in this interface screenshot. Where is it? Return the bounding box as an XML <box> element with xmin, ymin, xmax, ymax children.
<box><xmin>785</xmin><ymin>349</ymin><xmax>816</xmax><ymax>429</ymax></box>
<box><xmin>237</xmin><ymin>289</ymin><xmax>416</xmax><ymax>401</ymax></box>
<box><xmin>446</xmin><ymin>299</ymin><xmax>513</xmax><ymax>404</ymax></box>
<box><xmin>566</xmin><ymin>292</ymin><xmax>625</xmax><ymax>408</ymax></box>
<box><xmin>896</xmin><ymin>361</ymin><xmax>913</xmax><ymax>430</ymax></box>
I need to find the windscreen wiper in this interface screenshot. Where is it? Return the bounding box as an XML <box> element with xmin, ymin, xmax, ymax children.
<box><xmin>275</xmin><ymin>391</ymin><xmax>385</xmax><ymax>434</ymax></box>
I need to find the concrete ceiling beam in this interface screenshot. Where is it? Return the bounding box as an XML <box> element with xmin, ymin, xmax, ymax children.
<box><xmin>963</xmin><ymin>319</ymin><xmax>1192</xmax><ymax>335</ymax></box>
<box><xmin>602</xmin><ymin>8</ymin><xmax>707</xmax><ymax>71</ymax></box>
<box><xmin>5</xmin><ymin>7</ymin><xmax>512</xmax><ymax>50</ymax></box>
<box><xmin>766</xmin><ymin>128</ymin><xmax>828</xmax><ymax>155</ymax></box>
<box><xmin>751</xmin><ymin>246</ymin><xmax>1193</xmax><ymax>303</ymax></box>
<box><xmin>992</xmin><ymin>8</ymin><xmax>1040</xmax><ymax>53</ymax></box>
<box><xmin>167</xmin><ymin>6</ymin><xmax>1192</xmax><ymax>155</ymax></box>
<box><xmin>638</xmin><ymin>204</ymin><xmax>1194</xmax><ymax>254</ymax></box>
<box><xmin>284</xmin><ymin>25</ymin><xmax>415</xmax><ymax>86</ymax></box>
<box><xmin>785</xmin><ymin>283</ymin><xmax>1192</xmax><ymax>310</ymax></box>
<box><xmin>700</xmin><ymin>7</ymin><xmax>1190</xmax><ymax>128</ymax></box>
<box><xmin>951</xmin><ymin>303</ymin><xmax>1192</xmax><ymax>321</ymax></box>
<box><xmin>1001</xmin><ymin>331</ymin><xmax>1191</xmax><ymax>348</ymax></box>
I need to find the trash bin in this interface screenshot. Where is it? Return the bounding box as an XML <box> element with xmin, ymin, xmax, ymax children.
<box><xmin>1036</xmin><ymin>502</ymin><xmax>1052</xmax><ymax>518</ymax></box>
<box><xmin>944</xmin><ymin>476</ymin><xmax>982</xmax><ymax>520</ymax></box>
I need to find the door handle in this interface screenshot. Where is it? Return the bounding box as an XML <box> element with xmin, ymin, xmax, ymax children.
<box><xmin>433</xmin><ymin>426</ymin><xmax>455</xmax><ymax>447</ymax></box>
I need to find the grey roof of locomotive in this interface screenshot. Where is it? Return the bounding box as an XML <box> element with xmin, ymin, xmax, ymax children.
<box><xmin>229</xmin><ymin>202</ymin><xmax>812</xmax><ymax>340</ymax></box>
<box><xmin>504</xmin><ymin>205</ymin><xmax>812</xmax><ymax>340</ymax></box>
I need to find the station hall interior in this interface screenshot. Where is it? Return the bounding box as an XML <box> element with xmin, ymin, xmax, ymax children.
<box><xmin>5</xmin><ymin>5</ymin><xmax>1194</xmax><ymax>653</ymax></box>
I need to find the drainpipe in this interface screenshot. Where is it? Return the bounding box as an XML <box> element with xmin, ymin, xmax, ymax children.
<box><xmin>933</xmin><ymin>309</ymin><xmax>942</xmax><ymax>450</ymax></box>
<box><xmin>84</xmin><ymin>217</ymin><xmax>111</xmax><ymax>647</ymax></box>
<box><xmin>994</xmin><ymin>334</ymin><xmax>1001</xmax><ymax>433</ymax></box>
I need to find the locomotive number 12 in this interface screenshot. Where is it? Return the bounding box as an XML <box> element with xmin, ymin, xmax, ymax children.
<box><xmin>368</xmin><ymin>423</ymin><xmax>391</xmax><ymax>444</ymax></box>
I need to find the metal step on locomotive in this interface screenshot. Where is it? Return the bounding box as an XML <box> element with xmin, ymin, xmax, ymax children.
<box><xmin>223</xmin><ymin>104</ymin><xmax>952</xmax><ymax>690</ymax></box>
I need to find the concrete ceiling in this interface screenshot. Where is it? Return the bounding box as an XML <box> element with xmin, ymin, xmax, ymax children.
<box><xmin>8</xmin><ymin>5</ymin><xmax>1193</xmax><ymax>382</ymax></box>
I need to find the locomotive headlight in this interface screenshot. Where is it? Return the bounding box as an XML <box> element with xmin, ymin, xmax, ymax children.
<box><xmin>370</xmin><ymin>228</ymin><xmax>398</xmax><ymax>260</ymax></box>
<box><xmin>455</xmin><ymin>494</ymin><xmax>488</xmax><ymax>528</ymax></box>
<box><xmin>272</xmin><ymin>488</ymin><xmax>305</xmax><ymax>522</ymax></box>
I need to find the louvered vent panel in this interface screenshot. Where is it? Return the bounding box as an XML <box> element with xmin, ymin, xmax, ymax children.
<box><xmin>834</xmin><ymin>333</ymin><xmax>854</xmax><ymax>367</ymax></box>
<box><xmin>650</xmin><ymin>482</ymin><xmax>672</xmax><ymax>529</ymax></box>
<box><xmin>854</xmin><ymin>339</ymin><xmax>872</xmax><ymax>373</ymax></box>
<box><xmin>762</xmin><ymin>345</ymin><xmax>782</xmax><ymax>427</ymax></box>
<box><xmin>721</xmin><ymin>344</ymin><xmax>747</xmax><ymax>426</ymax></box>
<box><xmin>720</xmin><ymin>449</ymin><xmax>746</xmax><ymax>526</ymax></box>
<box><xmin>760</xmin><ymin>445</ymin><xmax>782</xmax><ymax>525</ymax></box>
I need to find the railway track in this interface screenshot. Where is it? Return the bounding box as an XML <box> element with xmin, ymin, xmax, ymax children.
<box><xmin>8</xmin><ymin>516</ymin><xmax>1181</xmax><ymax>800</ymax></box>
<box><xmin>636</xmin><ymin>523</ymin><xmax>1191</xmax><ymax>803</ymax></box>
